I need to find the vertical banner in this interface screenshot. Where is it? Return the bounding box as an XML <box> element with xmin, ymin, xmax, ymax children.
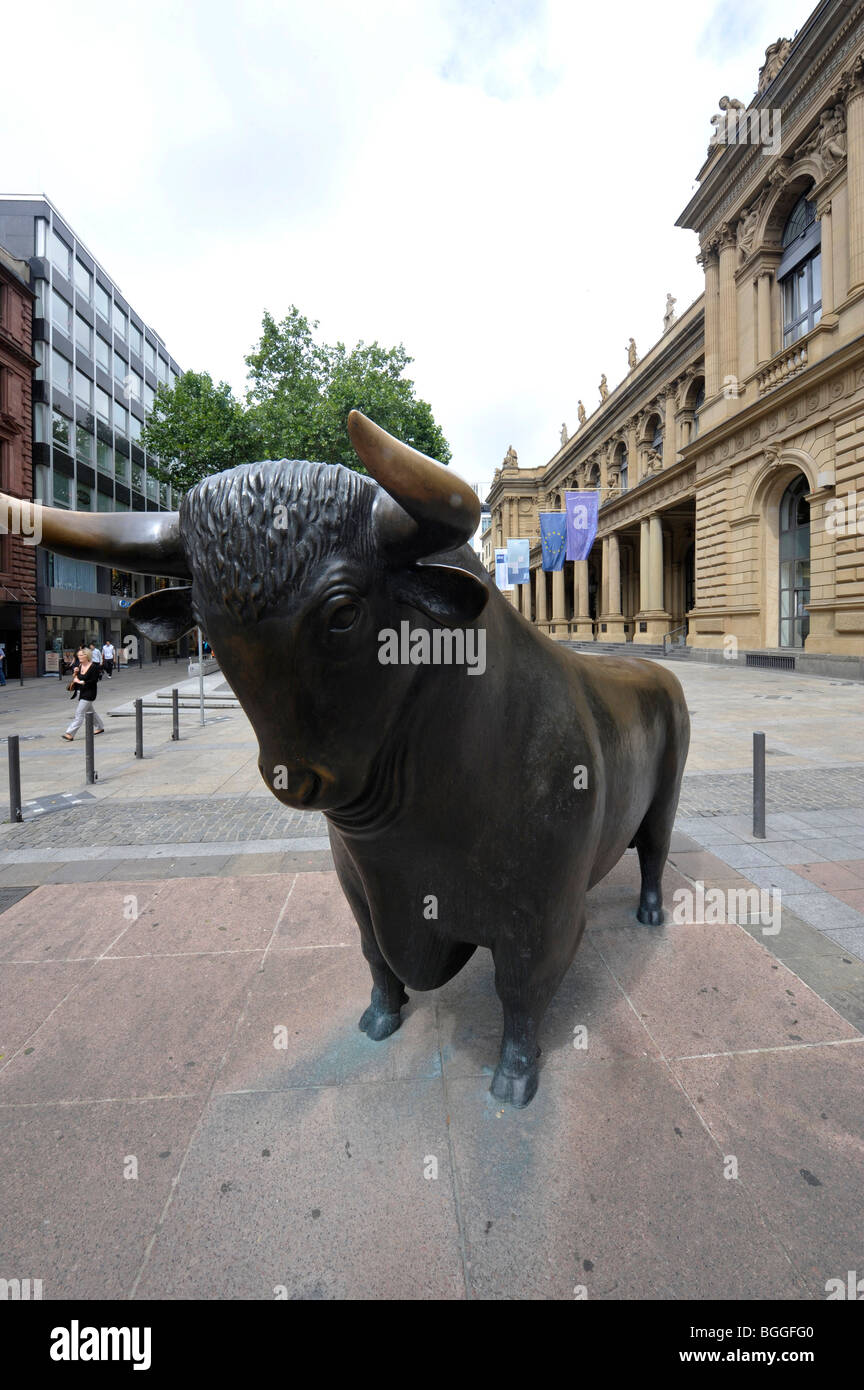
<box><xmin>539</xmin><ymin>513</ymin><xmax>567</xmax><ymax>571</ymax></box>
<box><xmin>494</xmin><ymin>547</ymin><xmax>514</xmax><ymax>591</ymax></box>
<box><xmin>565</xmin><ymin>491</ymin><xmax>599</xmax><ymax>561</ymax></box>
<box><xmin>506</xmin><ymin>538</ymin><xmax>530</xmax><ymax>586</ymax></box>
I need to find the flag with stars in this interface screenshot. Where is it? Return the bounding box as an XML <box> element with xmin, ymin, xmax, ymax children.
<box><xmin>539</xmin><ymin>513</ymin><xmax>567</xmax><ymax>571</ymax></box>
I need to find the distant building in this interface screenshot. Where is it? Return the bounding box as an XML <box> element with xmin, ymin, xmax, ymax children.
<box><xmin>488</xmin><ymin>0</ymin><xmax>864</xmax><ymax>674</ymax></box>
<box><xmin>0</xmin><ymin>195</ymin><xmax>183</xmax><ymax>671</ymax></box>
<box><xmin>0</xmin><ymin>244</ymin><xmax>38</xmax><ymax>676</ymax></box>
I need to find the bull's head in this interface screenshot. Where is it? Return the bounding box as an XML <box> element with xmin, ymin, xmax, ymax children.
<box><xmin>2</xmin><ymin>414</ymin><xmax>488</xmax><ymax>812</ymax></box>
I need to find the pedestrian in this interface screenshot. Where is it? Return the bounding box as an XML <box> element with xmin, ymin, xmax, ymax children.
<box><xmin>89</xmin><ymin>641</ymin><xmax>102</xmax><ymax>668</ymax></box>
<box><xmin>101</xmin><ymin>638</ymin><xmax>115</xmax><ymax>678</ymax></box>
<box><xmin>0</xmin><ymin>641</ymin><xmax>6</xmax><ymax>687</ymax></box>
<box><xmin>62</xmin><ymin>646</ymin><xmax>105</xmax><ymax>740</ymax></box>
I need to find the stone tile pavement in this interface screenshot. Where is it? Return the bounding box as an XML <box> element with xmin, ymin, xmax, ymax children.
<box><xmin>1</xmin><ymin>856</ymin><xmax>861</xmax><ymax>1300</ymax></box>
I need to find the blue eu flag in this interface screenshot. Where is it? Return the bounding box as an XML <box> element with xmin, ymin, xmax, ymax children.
<box><xmin>540</xmin><ymin>513</ymin><xmax>567</xmax><ymax>571</ymax></box>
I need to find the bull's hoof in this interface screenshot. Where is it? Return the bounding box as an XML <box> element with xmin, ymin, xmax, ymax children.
<box><xmin>636</xmin><ymin>902</ymin><xmax>664</xmax><ymax>925</ymax></box>
<box><xmin>358</xmin><ymin>1004</ymin><xmax>404</xmax><ymax>1041</ymax></box>
<box><xmin>490</xmin><ymin>1062</ymin><xmax>539</xmax><ymax>1108</ymax></box>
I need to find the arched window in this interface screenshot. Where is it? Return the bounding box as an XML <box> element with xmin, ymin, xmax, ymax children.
<box><xmin>778</xmin><ymin>474</ymin><xmax>810</xmax><ymax>649</ymax></box>
<box><xmin>779</xmin><ymin>196</ymin><xmax>821</xmax><ymax>346</ymax></box>
<box><xmin>691</xmin><ymin>381</ymin><xmax>705</xmax><ymax>439</ymax></box>
<box><xmin>589</xmin><ymin>462</ymin><xmax>600</xmax><ymax>488</ymax></box>
<box><xmin>619</xmin><ymin>443</ymin><xmax>628</xmax><ymax>493</ymax></box>
<box><xmin>652</xmin><ymin>418</ymin><xmax>664</xmax><ymax>455</ymax></box>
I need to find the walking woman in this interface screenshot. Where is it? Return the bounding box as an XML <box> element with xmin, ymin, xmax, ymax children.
<box><xmin>62</xmin><ymin>646</ymin><xmax>105</xmax><ymax>740</ymax></box>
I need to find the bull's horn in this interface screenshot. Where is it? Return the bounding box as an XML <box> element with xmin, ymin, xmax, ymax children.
<box><xmin>347</xmin><ymin>410</ymin><xmax>480</xmax><ymax>557</ymax></box>
<box><xmin>0</xmin><ymin>492</ymin><xmax>190</xmax><ymax>578</ymax></box>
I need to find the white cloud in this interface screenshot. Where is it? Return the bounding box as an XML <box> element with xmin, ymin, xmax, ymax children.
<box><xmin>2</xmin><ymin>0</ymin><xmax>816</xmax><ymax>493</ymax></box>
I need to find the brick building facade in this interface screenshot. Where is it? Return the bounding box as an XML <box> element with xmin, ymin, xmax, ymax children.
<box><xmin>0</xmin><ymin>245</ymin><xmax>37</xmax><ymax>678</ymax></box>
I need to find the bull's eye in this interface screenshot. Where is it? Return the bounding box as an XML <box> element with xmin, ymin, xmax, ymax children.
<box><xmin>328</xmin><ymin>602</ymin><xmax>359</xmax><ymax>632</ymax></box>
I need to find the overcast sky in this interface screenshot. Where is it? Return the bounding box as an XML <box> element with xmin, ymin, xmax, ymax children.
<box><xmin>4</xmin><ymin>0</ymin><xmax>816</xmax><ymax>494</ymax></box>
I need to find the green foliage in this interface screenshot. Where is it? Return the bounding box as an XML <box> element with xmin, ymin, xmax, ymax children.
<box><xmin>141</xmin><ymin>371</ymin><xmax>262</xmax><ymax>493</ymax></box>
<box><xmin>143</xmin><ymin>307</ymin><xmax>451</xmax><ymax>495</ymax></box>
<box><xmin>244</xmin><ymin>307</ymin><xmax>451</xmax><ymax>469</ymax></box>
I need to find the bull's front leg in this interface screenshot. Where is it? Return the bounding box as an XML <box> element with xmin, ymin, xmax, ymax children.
<box><xmin>358</xmin><ymin>930</ymin><xmax>409</xmax><ymax>1041</ymax></box>
<box><xmin>490</xmin><ymin>909</ymin><xmax>585</xmax><ymax>1107</ymax></box>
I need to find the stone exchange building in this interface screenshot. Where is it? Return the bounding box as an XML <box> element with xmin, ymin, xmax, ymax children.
<box><xmin>486</xmin><ymin>0</ymin><xmax>864</xmax><ymax>676</ymax></box>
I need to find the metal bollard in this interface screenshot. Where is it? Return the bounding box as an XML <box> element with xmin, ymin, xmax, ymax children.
<box><xmin>171</xmin><ymin>686</ymin><xmax>179</xmax><ymax>741</ymax></box>
<box><xmin>85</xmin><ymin>712</ymin><xmax>97</xmax><ymax>784</ymax></box>
<box><xmin>135</xmin><ymin>698</ymin><xmax>144</xmax><ymax>758</ymax></box>
<box><xmin>753</xmin><ymin>731</ymin><xmax>766</xmax><ymax>839</ymax></box>
<box><xmin>8</xmin><ymin>734</ymin><xmax>22</xmax><ymax>822</ymax></box>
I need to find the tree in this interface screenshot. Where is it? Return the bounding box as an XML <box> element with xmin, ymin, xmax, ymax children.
<box><xmin>141</xmin><ymin>371</ymin><xmax>262</xmax><ymax>493</ymax></box>
<box><xmin>142</xmin><ymin>309</ymin><xmax>451</xmax><ymax>495</ymax></box>
<box><xmin>245</xmin><ymin>308</ymin><xmax>451</xmax><ymax>468</ymax></box>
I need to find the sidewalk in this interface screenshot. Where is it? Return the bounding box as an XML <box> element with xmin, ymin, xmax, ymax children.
<box><xmin>0</xmin><ymin>659</ymin><xmax>862</xmax><ymax>1298</ymax></box>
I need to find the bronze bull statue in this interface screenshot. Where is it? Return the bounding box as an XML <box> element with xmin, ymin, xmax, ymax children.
<box><xmin>1</xmin><ymin>413</ymin><xmax>689</xmax><ymax>1105</ymax></box>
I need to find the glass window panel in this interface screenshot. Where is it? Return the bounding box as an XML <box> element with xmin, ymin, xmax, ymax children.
<box><xmin>52</xmin><ymin>409</ymin><xmax>72</xmax><ymax>450</ymax></box>
<box><xmin>34</xmin><ymin>464</ymin><xmax>49</xmax><ymax>502</ymax></box>
<box><xmin>130</xmin><ymin>324</ymin><xmax>143</xmax><ymax>356</ymax></box>
<box><xmin>75</xmin><ymin>369</ymin><xmax>92</xmax><ymax>409</ymax></box>
<box><xmin>95</xmin><ymin>283</ymin><xmax>110</xmax><ymax>320</ymax></box>
<box><xmin>130</xmin><ymin>415</ymin><xmax>142</xmax><ymax>444</ymax></box>
<box><xmin>75</xmin><ymin>315</ymin><xmax>93</xmax><ymax>354</ymax></box>
<box><xmin>35</xmin><ymin>219</ymin><xmax>48</xmax><ymax>257</ymax></box>
<box><xmin>113</xmin><ymin>400</ymin><xmax>128</xmax><ymax>434</ymax></box>
<box><xmin>51</xmin><ymin>288</ymin><xmax>73</xmax><ymax>336</ymax></box>
<box><xmin>145</xmin><ymin>342</ymin><xmax>156</xmax><ymax>371</ymax></box>
<box><xmin>49</xmin><ymin>229</ymin><xmax>72</xmax><ymax>278</ymax></box>
<box><xmin>159</xmin><ymin>482</ymin><xmax>169</xmax><ymax>506</ymax></box>
<box><xmin>96</xmin><ymin>386</ymin><xmax>111</xmax><ymax>421</ymax></box>
<box><xmin>34</xmin><ymin>340</ymin><xmax>46</xmax><ymax>381</ymax></box>
<box><xmin>129</xmin><ymin>370</ymin><xmax>143</xmax><ymax>400</ymax></box>
<box><xmin>114</xmin><ymin>306</ymin><xmax>128</xmax><ymax>340</ymax></box>
<box><xmin>114</xmin><ymin>451</ymin><xmax>128</xmax><ymax>482</ymax></box>
<box><xmin>97</xmin><ymin>493</ymin><xmax>113</xmax><ymax>512</ymax></box>
<box><xmin>811</xmin><ymin>253</ymin><xmax>822</xmax><ymax>309</ymax></box>
<box><xmin>146</xmin><ymin>474</ymin><xmax>159</xmax><ymax>500</ymax></box>
<box><xmin>114</xmin><ymin>351</ymin><xmax>126</xmax><ymax>384</ymax></box>
<box><xmin>52</xmin><ymin>473</ymin><xmax>71</xmax><ymax>509</ymax></box>
<box><xmin>76</xmin><ymin>484</ymin><xmax>92</xmax><ymax>511</ymax></box>
<box><xmin>144</xmin><ymin>383</ymin><xmax>155</xmax><ymax>413</ymax></box>
<box><xmin>33</xmin><ymin>403</ymin><xmax>49</xmax><ymax>443</ymax></box>
<box><xmin>95</xmin><ymin>335</ymin><xmax>110</xmax><ymax>371</ymax></box>
<box><xmin>130</xmin><ymin>462</ymin><xmax>143</xmax><ymax>493</ymax></box>
<box><xmin>76</xmin><ymin>425</ymin><xmax>93</xmax><ymax>462</ymax></box>
<box><xmin>158</xmin><ymin>357</ymin><xmax>169</xmax><ymax>383</ymax></box>
<box><xmin>97</xmin><ymin>441</ymin><xmax>113</xmax><ymax>475</ymax></box>
<box><xmin>51</xmin><ymin>349</ymin><xmax>72</xmax><ymax>394</ymax></box>
<box><xmin>74</xmin><ymin>259</ymin><xmax>92</xmax><ymax>300</ymax></box>
<box><xmin>34</xmin><ymin>279</ymin><xmax>48</xmax><ymax>318</ymax></box>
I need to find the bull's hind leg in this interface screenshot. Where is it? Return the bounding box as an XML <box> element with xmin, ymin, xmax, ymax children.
<box><xmin>633</xmin><ymin>775</ymin><xmax>683</xmax><ymax>926</ymax></box>
<box><xmin>328</xmin><ymin>829</ymin><xmax>407</xmax><ymax>1041</ymax></box>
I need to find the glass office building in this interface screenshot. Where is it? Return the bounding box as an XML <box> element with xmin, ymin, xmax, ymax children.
<box><xmin>0</xmin><ymin>195</ymin><xmax>183</xmax><ymax>670</ymax></box>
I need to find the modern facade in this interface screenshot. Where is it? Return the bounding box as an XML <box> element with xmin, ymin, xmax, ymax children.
<box><xmin>487</xmin><ymin>0</ymin><xmax>864</xmax><ymax>675</ymax></box>
<box><xmin>0</xmin><ymin>195</ymin><xmax>182</xmax><ymax>672</ymax></box>
<box><xmin>0</xmin><ymin>244</ymin><xmax>38</xmax><ymax>677</ymax></box>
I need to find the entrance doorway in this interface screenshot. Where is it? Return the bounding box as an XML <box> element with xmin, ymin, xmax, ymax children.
<box><xmin>778</xmin><ymin>475</ymin><xmax>810</xmax><ymax>648</ymax></box>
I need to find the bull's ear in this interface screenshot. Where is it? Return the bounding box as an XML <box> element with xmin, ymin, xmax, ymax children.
<box><xmin>128</xmin><ymin>587</ymin><xmax>197</xmax><ymax>643</ymax></box>
<box><xmin>393</xmin><ymin>563</ymin><xmax>489</xmax><ymax>625</ymax></box>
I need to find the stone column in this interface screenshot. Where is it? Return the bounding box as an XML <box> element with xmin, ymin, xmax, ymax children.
<box><xmin>571</xmin><ymin>558</ymin><xmax>593</xmax><ymax>638</ymax></box>
<box><xmin>700</xmin><ymin>247</ymin><xmax>720</xmax><ymax>396</ymax></box>
<box><xmin>521</xmin><ymin>576</ymin><xmax>532</xmax><ymax>620</ymax></box>
<box><xmin>627</xmin><ymin>421</ymin><xmax>638</xmax><ymax>487</ymax></box>
<box><xmin>550</xmin><ymin>565</ymin><xmax>567</xmax><ymax>640</ymax></box>
<box><xmin>756</xmin><ymin>271</ymin><xmax>773</xmax><ymax>364</ymax></box>
<box><xmin>847</xmin><ymin>74</ymin><xmax>864</xmax><ymax>293</ymax></box>
<box><xmin>717</xmin><ymin>225</ymin><xmax>738</xmax><ymax>390</ymax></box>
<box><xmin>816</xmin><ymin>200</ymin><xmax>834</xmax><ymax>313</ymax></box>
<box><xmin>664</xmin><ymin>391</ymin><xmax>677</xmax><ymax>467</ymax></box>
<box><xmin>598</xmin><ymin>532</ymin><xmax>627</xmax><ymax>641</ymax></box>
<box><xmin>536</xmin><ymin>566</ymin><xmax>548</xmax><ymax>627</ymax></box>
<box><xmin>634</xmin><ymin>514</ymin><xmax>671</xmax><ymax>644</ymax></box>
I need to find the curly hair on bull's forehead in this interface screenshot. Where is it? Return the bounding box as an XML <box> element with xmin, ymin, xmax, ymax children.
<box><xmin>180</xmin><ymin>460</ymin><xmax>377</xmax><ymax>621</ymax></box>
